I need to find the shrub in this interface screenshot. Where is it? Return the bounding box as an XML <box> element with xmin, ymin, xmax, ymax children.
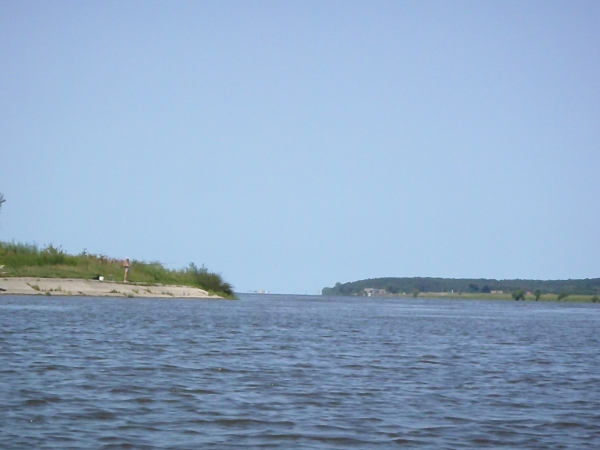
<box><xmin>512</xmin><ymin>289</ymin><xmax>525</xmax><ymax>301</ymax></box>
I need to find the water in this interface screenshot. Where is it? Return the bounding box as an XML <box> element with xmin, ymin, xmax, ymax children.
<box><xmin>1</xmin><ymin>294</ymin><xmax>599</xmax><ymax>449</ymax></box>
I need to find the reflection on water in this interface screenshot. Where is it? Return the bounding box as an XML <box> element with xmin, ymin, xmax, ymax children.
<box><xmin>1</xmin><ymin>294</ymin><xmax>599</xmax><ymax>448</ymax></box>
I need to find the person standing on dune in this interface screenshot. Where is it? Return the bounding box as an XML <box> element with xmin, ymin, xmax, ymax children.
<box><xmin>124</xmin><ymin>258</ymin><xmax>130</xmax><ymax>282</ymax></box>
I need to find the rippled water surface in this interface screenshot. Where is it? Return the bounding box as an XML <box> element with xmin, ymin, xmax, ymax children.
<box><xmin>1</xmin><ymin>294</ymin><xmax>599</xmax><ymax>448</ymax></box>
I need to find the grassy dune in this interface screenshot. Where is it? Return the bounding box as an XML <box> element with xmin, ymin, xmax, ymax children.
<box><xmin>0</xmin><ymin>242</ymin><xmax>235</xmax><ymax>299</ymax></box>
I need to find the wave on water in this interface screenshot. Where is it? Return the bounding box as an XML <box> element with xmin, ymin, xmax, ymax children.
<box><xmin>1</xmin><ymin>295</ymin><xmax>599</xmax><ymax>448</ymax></box>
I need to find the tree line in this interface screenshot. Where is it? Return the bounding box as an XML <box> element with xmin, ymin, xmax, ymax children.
<box><xmin>322</xmin><ymin>277</ymin><xmax>600</xmax><ymax>297</ymax></box>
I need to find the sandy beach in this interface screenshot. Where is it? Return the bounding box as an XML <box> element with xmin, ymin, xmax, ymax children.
<box><xmin>0</xmin><ymin>277</ymin><xmax>221</xmax><ymax>298</ymax></box>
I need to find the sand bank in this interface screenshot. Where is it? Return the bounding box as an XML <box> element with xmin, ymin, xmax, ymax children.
<box><xmin>0</xmin><ymin>277</ymin><xmax>221</xmax><ymax>299</ymax></box>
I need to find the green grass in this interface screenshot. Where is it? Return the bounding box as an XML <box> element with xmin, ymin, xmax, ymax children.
<box><xmin>0</xmin><ymin>241</ymin><xmax>236</xmax><ymax>299</ymax></box>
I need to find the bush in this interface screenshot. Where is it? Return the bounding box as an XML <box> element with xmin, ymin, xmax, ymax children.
<box><xmin>512</xmin><ymin>289</ymin><xmax>525</xmax><ymax>301</ymax></box>
<box><xmin>386</xmin><ymin>284</ymin><xmax>399</xmax><ymax>294</ymax></box>
<box><xmin>467</xmin><ymin>283</ymin><xmax>479</xmax><ymax>293</ymax></box>
<box><xmin>557</xmin><ymin>292</ymin><xmax>569</xmax><ymax>301</ymax></box>
<box><xmin>186</xmin><ymin>263</ymin><xmax>234</xmax><ymax>296</ymax></box>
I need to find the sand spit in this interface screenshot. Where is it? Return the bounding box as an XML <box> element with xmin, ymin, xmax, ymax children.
<box><xmin>0</xmin><ymin>277</ymin><xmax>221</xmax><ymax>299</ymax></box>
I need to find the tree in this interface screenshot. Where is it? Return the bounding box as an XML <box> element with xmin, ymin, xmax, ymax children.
<box><xmin>386</xmin><ymin>284</ymin><xmax>399</xmax><ymax>294</ymax></box>
<box><xmin>412</xmin><ymin>289</ymin><xmax>419</xmax><ymax>298</ymax></box>
<box><xmin>481</xmin><ymin>285</ymin><xmax>491</xmax><ymax>293</ymax></box>
<box><xmin>512</xmin><ymin>289</ymin><xmax>525</xmax><ymax>301</ymax></box>
<box><xmin>557</xmin><ymin>292</ymin><xmax>569</xmax><ymax>301</ymax></box>
<box><xmin>591</xmin><ymin>295</ymin><xmax>599</xmax><ymax>303</ymax></box>
<box><xmin>468</xmin><ymin>283</ymin><xmax>480</xmax><ymax>293</ymax></box>
<box><xmin>533</xmin><ymin>289</ymin><xmax>541</xmax><ymax>301</ymax></box>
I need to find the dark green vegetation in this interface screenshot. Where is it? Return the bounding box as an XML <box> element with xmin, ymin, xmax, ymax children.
<box><xmin>0</xmin><ymin>241</ymin><xmax>235</xmax><ymax>299</ymax></box>
<box><xmin>323</xmin><ymin>277</ymin><xmax>600</xmax><ymax>301</ymax></box>
<box><xmin>512</xmin><ymin>289</ymin><xmax>526</xmax><ymax>301</ymax></box>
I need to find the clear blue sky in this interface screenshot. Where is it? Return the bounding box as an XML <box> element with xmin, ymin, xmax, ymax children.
<box><xmin>1</xmin><ymin>1</ymin><xmax>599</xmax><ymax>294</ymax></box>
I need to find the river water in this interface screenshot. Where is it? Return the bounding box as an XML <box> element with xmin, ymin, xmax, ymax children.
<box><xmin>1</xmin><ymin>294</ymin><xmax>599</xmax><ymax>449</ymax></box>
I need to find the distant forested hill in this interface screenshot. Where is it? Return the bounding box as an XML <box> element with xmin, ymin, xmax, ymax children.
<box><xmin>322</xmin><ymin>277</ymin><xmax>600</xmax><ymax>296</ymax></box>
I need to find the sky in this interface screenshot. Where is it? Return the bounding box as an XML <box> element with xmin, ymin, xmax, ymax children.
<box><xmin>1</xmin><ymin>1</ymin><xmax>599</xmax><ymax>294</ymax></box>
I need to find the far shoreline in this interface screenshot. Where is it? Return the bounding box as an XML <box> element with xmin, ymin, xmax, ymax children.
<box><xmin>329</xmin><ymin>291</ymin><xmax>598</xmax><ymax>303</ymax></box>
